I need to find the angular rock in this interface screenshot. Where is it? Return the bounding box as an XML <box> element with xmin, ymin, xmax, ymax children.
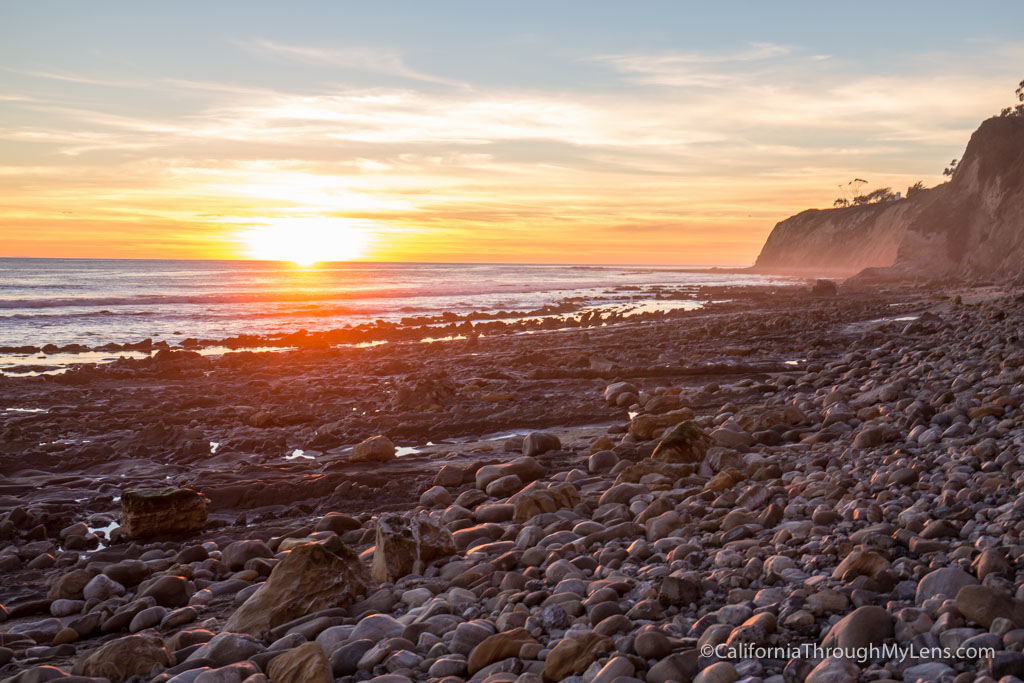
<box><xmin>225</xmin><ymin>542</ymin><xmax>368</xmax><ymax>637</ymax></box>
<box><xmin>467</xmin><ymin>627</ymin><xmax>538</xmax><ymax>675</ymax></box>
<box><xmin>522</xmin><ymin>431</ymin><xmax>561</xmax><ymax>457</ymax></box>
<box><xmin>266</xmin><ymin>641</ymin><xmax>331</xmax><ymax>683</ymax></box>
<box><xmin>72</xmin><ymin>632</ymin><xmax>173</xmax><ymax>681</ymax></box>
<box><xmin>509</xmin><ymin>482</ymin><xmax>581</xmax><ymax>524</ymax></box>
<box><xmin>371</xmin><ymin>513</ymin><xmax>455</xmax><ymax>584</ymax></box>
<box><xmin>542</xmin><ymin>632</ymin><xmax>612</xmax><ymax>682</ymax></box>
<box><xmin>120</xmin><ymin>488</ymin><xmax>207</xmax><ymax>539</ymax></box>
<box><xmin>650</xmin><ymin>421</ymin><xmax>710</xmax><ymax>463</ymax></box>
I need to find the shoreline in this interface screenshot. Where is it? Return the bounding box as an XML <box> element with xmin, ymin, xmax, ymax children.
<box><xmin>7</xmin><ymin>279</ymin><xmax>1012</xmax><ymax>681</ymax></box>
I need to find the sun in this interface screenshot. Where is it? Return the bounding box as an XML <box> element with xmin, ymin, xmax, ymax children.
<box><xmin>245</xmin><ymin>218</ymin><xmax>369</xmax><ymax>265</ymax></box>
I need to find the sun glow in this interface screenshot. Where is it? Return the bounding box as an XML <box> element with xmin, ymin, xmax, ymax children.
<box><xmin>245</xmin><ymin>218</ymin><xmax>369</xmax><ymax>265</ymax></box>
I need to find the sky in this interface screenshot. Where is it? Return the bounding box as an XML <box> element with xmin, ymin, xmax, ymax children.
<box><xmin>2</xmin><ymin>2</ymin><xmax>1023</xmax><ymax>265</ymax></box>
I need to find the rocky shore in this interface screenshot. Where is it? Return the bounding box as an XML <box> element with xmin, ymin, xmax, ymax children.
<box><xmin>5</xmin><ymin>283</ymin><xmax>1024</xmax><ymax>682</ymax></box>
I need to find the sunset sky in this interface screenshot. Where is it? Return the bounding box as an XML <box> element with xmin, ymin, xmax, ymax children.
<box><xmin>2</xmin><ymin>1</ymin><xmax>1023</xmax><ymax>265</ymax></box>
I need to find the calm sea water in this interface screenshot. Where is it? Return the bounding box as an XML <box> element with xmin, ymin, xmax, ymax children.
<box><xmin>0</xmin><ymin>259</ymin><xmax>793</xmax><ymax>372</ymax></box>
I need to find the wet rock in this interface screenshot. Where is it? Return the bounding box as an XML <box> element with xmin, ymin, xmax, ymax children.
<box><xmin>371</xmin><ymin>513</ymin><xmax>456</xmax><ymax>583</ymax></box>
<box><xmin>225</xmin><ymin>542</ymin><xmax>368</xmax><ymax>637</ymax></box>
<box><xmin>120</xmin><ymin>487</ymin><xmax>207</xmax><ymax>539</ymax></box>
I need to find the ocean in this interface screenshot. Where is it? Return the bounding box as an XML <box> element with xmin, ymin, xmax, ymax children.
<box><xmin>0</xmin><ymin>258</ymin><xmax>793</xmax><ymax>374</ymax></box>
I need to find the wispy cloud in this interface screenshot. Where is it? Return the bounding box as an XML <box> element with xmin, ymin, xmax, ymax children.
<box><xmin>238</xmin><ymin>39</ymin><xmax>467</xmax><ymax>88</ymax></box>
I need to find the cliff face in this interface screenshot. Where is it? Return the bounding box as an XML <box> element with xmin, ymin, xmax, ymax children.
<box><xmin>753</xmin><ymin>116</ymin><xmax>1024</xmax><ymax>280</ymax></box>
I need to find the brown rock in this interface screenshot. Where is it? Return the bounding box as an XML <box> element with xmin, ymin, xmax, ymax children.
<box><xmin>509</xmin><ymin>482</ymin><xmax>581</xmax><ymax>523</ymax></box>
<box><xmin>267</xmin><ymin>641</ymin><xmax>331</xmax><ymax>683</ymax></box>
<box><xmin>651</xmin><ymin>421</ymin><xmax>710</xmax><ymax>463</ymax></box>
<box><xmin>821</xmin><ymin>605</ymin><xmax>893</xmax><ymax>650</ymax></box>
<box><xmin>371</xmin><ymin>513</ymin><xmax>456</xmax><ymax>584</ymax></box>
<box><xmin>955</xmin><ymin>585</ymin><xmax>1024</xmax><ymax>628</ymax></box>
<box><xmin>225</xmin><ymin>542</ymin><xmax>368</xmax><ymax>637</ymax></box>
<box><xmin>628</xmin><ymin>408</ymin><xmax>696</xmax><ymax>441</ymax></box>
<box><xmin>120</xmin><ymin>488</ymin><xmax>207</xmax><ymax>539</ymax></box>
<box><xmin>467</xmin><ymin>627</ymin><xmax>538</xmax><ymax>675</ymax></box>
<box><xmin>350</xmin><ymin>435</ymin><xmax>395</xmax><ymax>462</ymax></box>
<box><xmin>543</xmin><ymin>632</ymin><xmax>613</xmax><ymax>682</ymax></box>
<box><xmin>72</xmin><ymin>632</ymin><xmax>173</xmax><ymax>681</ymax></box>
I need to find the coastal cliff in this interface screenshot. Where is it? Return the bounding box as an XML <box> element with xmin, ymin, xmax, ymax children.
<box><xmin>753</xmin><ymin>115</ymin><xmax>1024</xmax><ymax>279</ymax></box>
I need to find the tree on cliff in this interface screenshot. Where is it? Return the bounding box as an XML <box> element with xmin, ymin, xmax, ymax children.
<box><xmin>999</xmin><ymin>79</ymin><xmax>1024</xmax><ymax>118</ymax></box>
<box><xmin>907</xmin><ymin>181</ymin><xmax>927</xmax><ymax>198</ymax></box>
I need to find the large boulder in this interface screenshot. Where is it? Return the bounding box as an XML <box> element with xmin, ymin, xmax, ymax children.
<box><xmin>651</xmin><ymin>421</ymin><xmax>710</xmax><ymax>463</ymax></box>
<box><xmin>120</xmin><ymin>488</ymin><xmax>207</xmax><ymax>539</ymax></box>
<box><xmin>225</xmin><ymin>542</ymin><xmax>368</xmax><ymax>637</ymax></box>
<box><xmin>72</xmin><ymin>632</ymin><xmax>173</xmax><ymax>681</ymax></box>
<box><xmin>371</xmin><ymin>513</ymin><xmax>456</xmax><ymax>584</ymax></box>
<box><xmin>350</xmin><ymin>435</ymin><xmax>396</xmax><ymax>463</ymax></box>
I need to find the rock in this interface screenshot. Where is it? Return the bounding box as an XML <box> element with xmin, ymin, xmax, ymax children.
<box><xmin>692</xmin><ymin>662</ymin><xmax>738</xmax><ymax>683</ymax></box>
<box><xmin>120</xmin><ymin>488</ymin><xmax>207</xmax><ymax>539</ymax></box>
<box><xmin>709</xmin><ymin>427</ymin><xmax>754</xmax><ymax>449</ymax></box>
<box><xmin>853</xmin><ymin>426</ymin><xmax>885</xmax><ymax>449</ymax></box>
<box><xmin>139</xmin><ymin>575</ymin><xmax>191</xmax><ymax>608</ymax></box>
<box><xmin>955</xmin><ymin>585</ymin><xmax>1024</xmax><ymax>628</ymax></box>
<box><xmin>330</xmin><ymin>639</ymin><xmax>375</xmax><ymax>677</ymax></box>
<box><xmin>805</xmin><ymin>657</ymin><xmax>860</xmax><ymax>683</ymax></box>
<box><xmin>433</xmin><ymin>465</ymin><xmax>464</xmax><ymax>487</ymax></box>
<box><xmin>542</xmin><ymin>632</ymin><xmax>612</xmax><ymax>682</ymax></box>
<box><xmin>266</xmin><ymin>641</ymin><xmax>331</xmax><ymax>683</ymax></box>
<box><xmin>475</xmin><ymin>456</ymin><xmax>545</xmax><ymax>490</ymax></box>
<box><xmin>371</xmin><ymin>513</ymin><xmax>456</xmax><ymax>583</ymax></box>
<box><xmin>916</xmin><ymin>567</ymin><xmax>978</xmax><ymax>605</ymax></box>
<box><xmin>628</xmin><ymin>408</ymin><xmax>696</xmax><ymax>441</ymax></box>
<box><xmin>351</xmin><ymin>613</ymin><xmax>404</xmax><ymax>642</ymax></box>
<box><xmin>467</xmin><ymin>628</ymin><xmax>538</xmax><ymax>675</ymax></box>
<box><xmin>187</xmin><ymin>632</ymin><xmax>265</xmax><ymax>667</ymax></box>
<box><xmin>588</xmin><ymin>450</ymin><xmax>618</xmax><ymax>473</ymax></box>
<box><xmin>821</xmin><ymin>605</ymin><xmax>893</xmax><ymax>650</ymax></box>
<box><xmin>522</xmin><ymin>431</ymin><xmax>561</xmax><ymax>457</ymax></box>
<box><xmin>650</xmin><ymin>421</ymin><xmax>710</xmax><ymax>463</ymax></box>
<box><xmin>47</xmin><ymin>569</ymin><xmax>92</xmax><ymax>600</ymax></box>
<box><xmin>82</xmin><ymin>574</ymin><xmax>125</xmax><ymax>602</ymax></box>
<box><xmin>973</xmin><ymin>549</ymin><xmax>1009</xmax><ymax>580</ymax></box>
<box><xmin>350</xmin><ymin>435</ymin><xmax>395</xmax><ymax>463</ymax></box>
<box><xmin>225</xmin><ymin>542</ymin><xmax>368</xmax><ymax>637</ymax></box>
<box><xmin>604</xmin><ymin>382</ymin><xmax>638</xmax><ymax>405</ymax></box>
<box><xmin>222</xmin><ymin>540</ymin><xmax>275</xmax><ymax>571</ymax></box>
<box><xmin>485</xmin><ymin>474</ymin><xmax>523</xmax><ymax>498</ymax></box>
<box><xmin>72</xmin><ymin>632</ymin><xmax>173</xmax><ymax>681</ymax></box>
<box><xmin>418</xmin><ymin>486</ymin><xmax>451</xmax><ymax>508</ymax></box>
<box><xmin>508</xmin><ymin>482</ymin><xmax>581</xmax><ymax>523</ymax></box>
